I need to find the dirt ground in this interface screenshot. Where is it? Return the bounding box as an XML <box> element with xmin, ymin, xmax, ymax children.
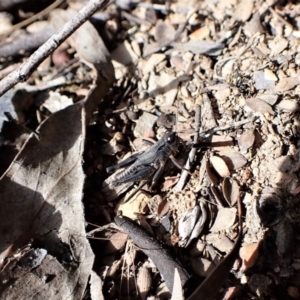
<box><xmin>0</xmin><ymin>0</ymin><xmax>300</xmax><ymax>299</ymax></box>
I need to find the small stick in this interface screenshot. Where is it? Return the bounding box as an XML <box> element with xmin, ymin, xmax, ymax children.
<box><xmin>195</xmin><ymin>117</ymin><xmax>256</xmax><ymax>142</ymax></box>
<box><xmin>0</xmin><ymin>0</ymin><xmax>109</xmax><ymax>97</ymax></box>
<box><xmin>187</xmin><ymin>194</ymin><xmax>243</xmax><ymax>300</ymax></box>
<box><xmin>0</xmin><ymin>0</ymin><xmax>65</xmax><ymax>38</ymax></box>
<box><xmin>115</xmin><ymin>215</ymin><xmax>190</xmax><ymax>292</ymax></box>
<box><xmin>173</xmin><ymin>104</ymin><xmax>201</xmax><ymax>191</ymax></box>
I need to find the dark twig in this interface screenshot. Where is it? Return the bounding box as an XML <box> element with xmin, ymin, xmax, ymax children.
<box><xmin>173</xmin><ymin>104</ymin><xmax>201</xmax><ymax>191</ymax></box>
<box><xmin>195</xmin><ymin>117</ymin><xmax>256</xmax><ymax>143</ymax></box>
<box><xmin>0</xmin><ymin>0</ymin><xmax>109</xmax><ymax>97</ymax></box>
<box><xmin>0</xmin><ymin>0</ymin><xmax>65</xmax><ymax>38</ymax></box>
<box><xmin>114</xmin><ymin>215</ymin><xmax>190</xmax><ymax>292</ymax></box>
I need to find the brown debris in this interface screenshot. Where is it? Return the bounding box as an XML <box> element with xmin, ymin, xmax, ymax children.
<box><xmin>1</xmin><ymin>0</ymin><xmax>300</xmax><ymax>298</ymax></box>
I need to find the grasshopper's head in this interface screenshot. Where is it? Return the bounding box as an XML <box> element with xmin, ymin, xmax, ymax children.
<box><xmin>163</xmin><ymin>131</ymin><xmax>182</xmax><ymax>153</ymax></box>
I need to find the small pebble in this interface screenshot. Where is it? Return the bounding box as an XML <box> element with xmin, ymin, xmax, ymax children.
<box><xmin>287</xmin><ymin>286</ymin><xmax>299</xmax><ymax>299</ymax></box>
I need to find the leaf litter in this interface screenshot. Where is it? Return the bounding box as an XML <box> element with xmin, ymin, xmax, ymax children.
<box><xmin>1</xmin><ymin>0</ymin><xmax>300</xmax><ymax>299</ymax></box>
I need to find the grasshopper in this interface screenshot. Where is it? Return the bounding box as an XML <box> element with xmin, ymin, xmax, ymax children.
<box><xmin>106</xmin><ymin>131</ymin><xmax>189</xmax><ymax>189</ymax></box>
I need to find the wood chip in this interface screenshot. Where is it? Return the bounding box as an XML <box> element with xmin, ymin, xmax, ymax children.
<box><xmin>264</xmin><ymin>69</ymin><xmax>277</xmax><ymax>81</ymax></box>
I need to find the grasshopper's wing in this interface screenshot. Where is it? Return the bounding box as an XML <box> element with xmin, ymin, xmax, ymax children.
<box><xmin>131</xmin><ymin>138</ymin><xmax>165</xmax><ymax>166</ymax></box>
<box><xmin>106</xmin><ymin>152</ymin><xmax>142</xmax><ymax>173</ymax></box>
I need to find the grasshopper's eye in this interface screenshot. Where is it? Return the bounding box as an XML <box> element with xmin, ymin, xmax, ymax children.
<box><xmin>167</xmin><ymin>135</ymin><xmax>175</xmax><ymax>143</ymax></box>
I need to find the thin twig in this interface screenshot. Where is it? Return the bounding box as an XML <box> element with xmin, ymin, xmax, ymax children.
<box><xmin>173</xmin><ymin>104</ymin><xmax>201</xmax><ymax>191</ymax></box>
<box><xmin>197</xmin><ymin>117</ymin><xmax>256</xmax><ymax>140</ymax></box>
<box><xmin>0</xmin><ymin>0</ymin><xmax>109</xmax><ymax>97</ymax></box>
<box><xmin>0</xmin><ymin>0</ymin><xmax>66</xmax><ymax>38</ymax></box>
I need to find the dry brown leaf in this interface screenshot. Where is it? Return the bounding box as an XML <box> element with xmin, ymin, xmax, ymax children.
<box><xmin>210</xmin><ymin>207</ymin><xmax>237</xmax><ymax>232</ymax></box>
<box><xmin>264</xmin><ymin>69</ymin><xmax>277</xmax><ymax>81</ymax></box>
<box><xmin>206</xmin><ymin>233</ymin><xmax>234</xmax><ymax>253</ymax></box>
<box><xmin>245</xmin><ymin>98</ymin><xmax>274</xmax><ymax>114</ymax></box>
<box><xmin>222</xmin><ymin>178</ymin><xmax>240</xmax><ymax>206</ymax></box>
<box><xmin>244</xmin><ymin>12</ymin><xmax>264</xmax><ymax>36</ymax></box>
<box><xmin>191</xmin><ymin>257</ymin><xmax>215</xmax><ymax>277</ymax></box>
<box><xmin>116</xmin><ymin>190</ymin><xmax>150</xmax><ymax>219</ymax></box>
<box><xmin>240</xmin><ymin>241</ymin><xmax>261</xmax><ymax>271</ymax></box>
<box><xmin>157</xmin><ymin>199</ymin><xmax>170</xmax><ymax>217</ymax></box>
<box><xmin>238</xmin><ymin>129</ymin><xmax>255</xmax><ymax>150</ymax></box>
<box><xmin>155</xmin><ymin>20</ymin><xmax>176</xmax><ymax>46</ymax></box>
<box><xmin>269</xmin><ymin>36</ymin><xmax>288</xmax><ymax>56</ymax></box>
<box><xmin>275</xmin><ymin>76</ymin><xmax>300</xmax><ymax>92</ymax></box>
<box><xmin>163</xmin><ymin>175</ymin><xmax>180</xmax><ymax>190</ymax></box>
<box><xmin>0</xmin><ymin>103</ymin><xmax>94</xmax><ymax>299</ymax></box>
<box><xmin>49</xmin><ymin>8</ymin><xmax>114</xmax><ymax>85</ymax></box>
<box><xmin>0</xmin><ymin>7</ymin><xmax>115</xmax><ymax>298</ymax></box>
<box><xmin>221</xmin><ymin>151</ymin><xmax>248</xmax><ymax>170</ymax></box>
<box><xmin>210</xmin><ymin>156</ymin><xmax>231</xmax><ymax>177</ymax></box>
<box><xmin>206</xmin><ymin>160</ymin><xmax>219</xmax><ymax>185</ymax></box>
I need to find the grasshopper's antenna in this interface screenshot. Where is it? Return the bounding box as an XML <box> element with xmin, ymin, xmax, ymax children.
<box><xmin>175</xmin><ymin>100</ymin><xmax>179</xmax><ymax>133</ymax></box>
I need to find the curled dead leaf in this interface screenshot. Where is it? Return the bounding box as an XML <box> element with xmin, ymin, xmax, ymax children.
<box><xmin>210</xmin><ymin>156</ymin><xmax>231</xmax><ymax>177</ymax></box>
<box><xmin>221</xmin><ymin>151</ymin><xmax>248</xmax><ymax>170</ymax></box>
<box><xmin>222</xmin><ymin>178</ymin><xmax>240</xmax><ymax>206</ymax></box>
<box><xmin>116</xmin><ymin>190</ymin><xmax>150</xmax><ymax>219</ymax></box>
<box><xmin>206</xmin><ymin>160</ymin><xmax>219</xmax><ymax>185</ymax></box>
<box><xmin>157</xmin><ymin>199</ymin><xmax>170</xmax><ymax>218</ymax></box>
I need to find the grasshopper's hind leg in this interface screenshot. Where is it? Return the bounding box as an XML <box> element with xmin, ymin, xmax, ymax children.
<box><xmin>106</xmin><ymin>153</ymin><xmax>140</xmax><ymax>173</ymax></box>
<box><xmin>112</xmin><ymin>165</ymin><xmax>156</xmax><ymax>186</ymax></box>
<box><xmin>150</xmin><ymin>163</ymin><xmax>166</xmax><ymax>189</ymax></box>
